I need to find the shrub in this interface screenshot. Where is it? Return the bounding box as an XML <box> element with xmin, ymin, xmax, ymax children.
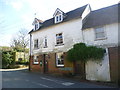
<box><xmin>2</xmin><ymin>51</ymin><xmax>15</xmax><ymax>69</ymax></box>
<box><xmin>66</xmin><ymin>43</ymin><xmax>104</xmax><ymax>63</ymax></box>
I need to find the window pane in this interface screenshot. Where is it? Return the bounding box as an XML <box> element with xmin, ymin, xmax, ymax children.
<box><xmin>34</xmin><ymin>39</ymin><xmax>38</xmax><ymax>48</ymax></box>
<box><xmin>56</xmin><ymin>33</ymin><xmax>63</xmax><ymax>45</ymax></box>
<box><xmin>95</xmin><ymin>27</ymin><xmax>104</xmax><ymax>32</ymax></box>
<box><xmin>56</xmin><ymin>52</ymin><xmax>64</xmax><ymax>66</ymax></box>
<box><xmin>96</xmin><ymin>33</ymin><xmax>105</xmax><ymax>38</ymax></box>
<box><xmin>59</xmin><ymin>15</ymin><xmax>61</xmax><ymax>21</ymax></box>
<box><xmin>56</xmin><ymin>16</ymin><xmax>59</xmax><ymax>21</ymax></box>
<box><xmin>95</xmin><ymin>27</ymin><xmax>105</xmax><ymax>39</ymax></box>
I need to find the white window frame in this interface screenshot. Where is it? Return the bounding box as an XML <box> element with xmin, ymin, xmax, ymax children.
<box><xmin>55</xmin><ymin>14</ymin><xmax>63</xmax><ymax>23</ymax></box>
<box><xmin>94</xmin><ymin>26</ymin><xmax>106</xmax><ymax>40</ymax></box>
<box><xmin>33</xmin><ymin>55</ymin><xmax>39</xmax><ymax>64</ymax></box>
<box><xmin>34</xmin><ymin>39</ymin><xmax>39</xmax><ymax>49</ymax></box>
<box><xmin>44</xmin><ymin>37</ymin><xmax>48</xmax><ymax>48</ymax></box>
<box><xmin>56</xmin><ymin>52</ymin><xmax>64</xmax><ymax>67</ymax></box>
<box><xmin>34</xmin><ymin>22</ymin><xmax>39</xmax><ymax>30</ymax></box>
<box><xmin>56</xmin><ymin>33</ymin><xmax>63</xmax><ymax>45</ymax></box>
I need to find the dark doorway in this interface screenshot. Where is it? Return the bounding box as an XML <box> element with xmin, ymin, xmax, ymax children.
<box><xmin>43</xmin><ymin>54</ymin><xmax>48</xmax><ymax>73</ymax></box>
<box><xmin>74</xmin><ymin>61</ymin><xmax>85</xmax><ymax>79</ymax></box>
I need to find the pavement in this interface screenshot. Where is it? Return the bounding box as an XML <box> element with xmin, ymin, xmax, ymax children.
<box><xmin>0</xmin><ymin>67</ymin><xmax>29</xmax><ymax>71</ymax></box>
<box><xmin>1</xmin><ymin>68</ymin><xmax>117</xmax><ymax>88</ymax></box>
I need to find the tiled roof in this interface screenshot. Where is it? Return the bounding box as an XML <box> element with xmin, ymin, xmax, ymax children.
<box><xmin>82</xmin><ymin>4</ymin><xmax>119</xmax><ymax>30</ymax></box>
<box><xmin>29</xmin><ymin>4</ymin><xmax>88</xmax><ymax>34</ymax></box>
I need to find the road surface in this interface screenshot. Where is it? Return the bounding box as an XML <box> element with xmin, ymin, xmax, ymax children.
<box><xmin>2</xmin><ymin>69</ymin><xmax>113</xmax><ymax>88</ymax></box>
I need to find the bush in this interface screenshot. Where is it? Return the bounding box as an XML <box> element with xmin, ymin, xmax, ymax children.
<box><xmin>2</xmin><ymin>51</ymin><xmax>15</xmax><ymax>69</ymax></box>
<box><xmin>16</xmin><ymin>60</ymin><xmax>29</xmax><ymax>65</ymax></box>
<box><xmin>66</xmin><ymin>43</ymin><xmax>104</xmax><ymax>62</ymax></box>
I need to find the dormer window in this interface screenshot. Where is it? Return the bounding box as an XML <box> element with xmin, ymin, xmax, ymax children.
<box><xmin>35</xmin><ymin>23</ymin><xmax>39</xmax><ymax>30</ymax></box>
<box><xmin>53</xmin><ymin>8</ymin><xmax>64</xmax><ymax>24</ymax></box>
<box><xmin>32</xmin><ymin>18</ymin><xmax>43</xmax><ymax>31</ymax></box>
<box><xmin>55</xmin><ymin>14</ymin><xmax>63</xmax><ymax>23</ymax></box>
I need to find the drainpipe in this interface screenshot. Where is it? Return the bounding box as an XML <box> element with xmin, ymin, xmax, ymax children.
<box><xmin>81</xmin><ymin>29</ymin><xmax>85</xmax><ymax>43</ymax></box>
<box><xmin>29</xmin><ymin>34</ymin><xmax>32</xmax><ymax>71</ymax></box>
<box><xmin>43</xmin><ymin>54</ymin><xmax>46</xmax><ymax>73</ymax></box>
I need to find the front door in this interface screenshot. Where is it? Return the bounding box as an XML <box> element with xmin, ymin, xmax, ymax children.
<box><xmin>74</xmin><ymin>61</ymin><xmax>85</xmax><ymax>79</ymax></box>
<box><xmin>43</xmin><ymin>54</ymin><xmax>48</xmax><ymax>73</ymax></box>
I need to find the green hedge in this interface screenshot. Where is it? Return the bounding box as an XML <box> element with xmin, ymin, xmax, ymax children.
<box><xmin>66</xmin><ymin>43</ymin><xmax>104</xmax><ymax>62</ymax></box>
<box><xmin>2</xmin><ymin>51</ymin><xmax>15</xmax><ymax>69</ymax></box>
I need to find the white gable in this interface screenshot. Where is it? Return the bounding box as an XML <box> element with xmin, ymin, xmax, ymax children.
<box><xmin>53</xmin><ymin>8</ymin><xmax>64</xmax><ymax>24</ymax></box>
<box><xmin>81</xmin><ymin>4</ymin><xmax>91</xmax><ymax>19</ymax></box>
<box><xmin>53</xmin><ymin>8</ymin><xmax>64</xmax><ymax>17</ymax></box>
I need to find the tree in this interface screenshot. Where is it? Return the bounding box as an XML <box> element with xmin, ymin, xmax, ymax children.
<box><xmin>2</xmin><ymin>51</ymin><xmax>15</xmax><ymax>69</ymax></box>
<box><xmin>18</xmin><ymin>29</ymin><xmax>29</xmax><ymax>61</ymax></box>
<box><xmin>11</xmin><ymin>37</ymin><xmax>22</xmax><ymax>51</ymax></box>
<box><xmin>11</xmin><ymin>28</ymin><xmax>29</xmax><ymax>61</ymax></box>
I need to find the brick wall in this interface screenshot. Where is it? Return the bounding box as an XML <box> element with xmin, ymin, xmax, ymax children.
<box><xmin>108</xmin><ymin>47</ymin><xmax>119</xmax><ymax>84</ymax></box>
<box><xmin>30</xmin><ymin>52</ymin><xmax>74</xmax><ymax>74</ymax></box>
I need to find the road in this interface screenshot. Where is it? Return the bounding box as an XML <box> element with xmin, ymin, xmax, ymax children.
<box><xmin>2</xmin><ymin>69</ymin><xmax>113</xmax><ymax>88</ymax></box>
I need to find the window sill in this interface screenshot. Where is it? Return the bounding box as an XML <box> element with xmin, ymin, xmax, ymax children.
<box><xmin>94</xmin><ymin>37</ymin><xmax>107</xmax><ymax>41</ymax></box>
<box><xmin>56</xmin><ymin>65</ymin><xmax>64</xmax><ymax>68</ymax></box>
<box><xmin>33</xmin><ymin>62</ymin><xmax>39</xmax><ymax>65</ymax></box>
<box><xmin>55</xmin><ymin>43</ymin><xmax>64</xmax><ymax>46</ymax></box>
<box><xmin>34</xmin><ymin>48</ymin><xmax>39</xmax><ymax>50</ymax></box>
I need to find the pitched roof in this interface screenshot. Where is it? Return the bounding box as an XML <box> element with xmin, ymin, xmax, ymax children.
<box><xmin>29</xmin><ymin>4</ymin><xmax>88</xmax><ymax>34</ymax></box>
<box><xmin>82</xmin><ymin>4</ymin><xmax>119</xmax><ymax>30</ymax></box>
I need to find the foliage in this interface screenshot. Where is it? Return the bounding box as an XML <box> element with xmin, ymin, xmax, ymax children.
<box><xmin>16</xmin><ymin>60</ymin><xmax>29</xmax><ymax>65</ymax></box>
<box><xmin>11</xmin><ymin>29</ymin><xmax>29</xmax><ymax>52</ymax></box>
<box><xmin>2</xmin><ymin>51</ymin><xmax>15</xmax><ymax>69</ymax></box>
<box><xmin>66</xmin><ymin>43</ymin><xmax>104</xmax><ymax>62</ymax></box>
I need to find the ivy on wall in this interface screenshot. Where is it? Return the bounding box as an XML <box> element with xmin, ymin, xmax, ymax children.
<box><xmin>66</xmin><ymin>43</ymin><xmax>104</xmax><ymax>62</ymax></box>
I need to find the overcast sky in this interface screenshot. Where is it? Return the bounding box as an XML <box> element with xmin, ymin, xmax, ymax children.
<box><xmin>0</xmin><ymin>0</ymin><xmax>119</xmax><ymax>46</ymax></box>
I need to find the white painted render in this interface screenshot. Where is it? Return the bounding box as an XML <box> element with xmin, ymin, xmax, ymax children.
<box><xmin>85</xmin><ymin>48</ymin><xmax>110</xmax><ymax>81</ymax></box>
<box><xmin>31</xmin><ymin>18</ymin><xmax>83</xmax><ymax>55</ymax></box>
<box><xmin>30</xmin><ymin>5</ymin><xmax>118</xmax><ymax>81</ymax></box>
<box><xmin>83</xmin><ymin>23</ymin><xmax>118</xmax><ymax>81</ymax></box>
<box><xmin>83</xmin><ymin>23</ymin><xmax>118</xmax><ymax>48</ymax></box>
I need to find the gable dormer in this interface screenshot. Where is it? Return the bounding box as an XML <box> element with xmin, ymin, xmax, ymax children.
<box><xmin>53</xmin><ymin>8</ymin><xmax>64</xmax><ymax>24</ymax></box>
<box><xmin>81</xmin><ymin>4</ymin><xmax>91</xmax><ymax>20</ymax></box>
<box><xmin>32</xmin><ymin>18</ymin><xmax>43</xmax><ymax>30</ymax></box>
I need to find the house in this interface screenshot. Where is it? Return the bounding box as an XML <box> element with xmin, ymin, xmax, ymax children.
<box><xmin>29</xmin><ymin>4</ymin><xmax>119</xmax><ymax>83</ymax></box>
<box><xmin>14</xmin><ymin>52</ymin><xmax>29</xmax><ymax>62</ymax></box>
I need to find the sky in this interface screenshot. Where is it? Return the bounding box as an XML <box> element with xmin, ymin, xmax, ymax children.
<box><xmin>0</xmin><ymin>0</ymin><xmax>119</xmax><ymax>46</ymax></box>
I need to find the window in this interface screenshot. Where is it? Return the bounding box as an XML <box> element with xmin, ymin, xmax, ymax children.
<box><xmin>56</xmin><ymin>33</ymin><xmax>63</xmax><ymax>45</ymax></box>
<box><xmin>34</xmin><ymin>39</ymin><xmax>39</xmax><ymax>49</ymax></box>
<box><xmin>18</xmin><ymin>58</ymin><xmax>22</xmax><ymax>61</ymax></box>
<box><xmin>33</xmin><ymin>56</ymin><xmax>39</xmax><ymax>64</ymax></box>
<box><xmin>34</xmin><ymin>23</ymin><xmax>39</xmax><ymax>30</ymax></box>
<box><xmin>94</xmin><ymin>27</ymin><xmax>106</xmax><ymax>40</ymax></box>
<box><xmin>56</xmin><ymin>52</ymin><xmax>64</xmax><ymax>67</ymax></box>
<box><xmin>59</xmin><ymin>15</ymin><xmax>62</xmax><ymax>21</ymax></box>
<box><xmin>56</xmin><ymin>16</ymin><xmax>59</xmax><ymax>22</ymax></box>
<box><xmin>55</xmin><ymin>14</ymin><xmax>63</xmax><ymax>23</ymax></box>
<box><xmin>44</xmin><ymin>37</ymin><xmax>47</xmax><ymax>48</ymax></box>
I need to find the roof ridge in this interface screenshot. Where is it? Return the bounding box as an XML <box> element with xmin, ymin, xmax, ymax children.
<box><xmin>91</xmin><ymin>3</ymin><xmax>118</xmax><ymax>13</ymax></box>
<box><xmin>66</xmin><ymin>4</ymin><xmax>88</xmax><ymax>14</ymax></box>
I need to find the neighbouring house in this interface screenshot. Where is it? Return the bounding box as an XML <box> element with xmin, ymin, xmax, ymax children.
<box><xmin>14</xmin><ymin>52</ymin><xmax>29</xmax><ymax>62</ymax></box>
<box><xmin>29</xmin><ymin>4</ymin><xmax>119</xmax><ymax>83</ymax></box>
<box><xmin>0</xmin><ymin>46</ymin><xmax>29</xmax><ymax>63</ymax></box>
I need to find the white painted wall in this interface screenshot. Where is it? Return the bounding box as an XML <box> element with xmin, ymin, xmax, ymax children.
<box><xmin>85</xmin><ymin>48</ymin><xmax>110</xmax><ymax>81</ymax></box>
<box><xmin>31</xmin><ymin>18</ymin><xmax>83</xmax><ymax>55</ymax></box>
<box><xmin>83</xmin><ymin>23</ymin><xmax>119</xmax><ymax>47</ymax></box>
<box><xmin>84</xmin><ymin>23</ymin><xmax>118</xmax><ymax>81</ymax></box>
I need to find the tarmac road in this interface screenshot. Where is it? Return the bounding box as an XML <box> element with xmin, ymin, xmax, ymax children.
<box><xmin>2</xmin><ymin>68</ymin><xmax>114</xmax><ymax>88</ymax></box>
